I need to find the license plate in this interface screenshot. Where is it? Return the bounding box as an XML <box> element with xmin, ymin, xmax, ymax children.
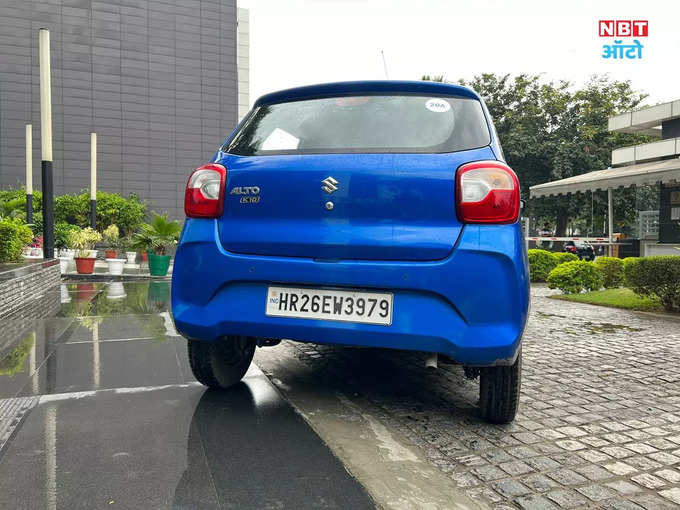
<box><xmin>266</xmin><ymin>286</ymin><xmax>393</xmax><ymax>326</ymax></box>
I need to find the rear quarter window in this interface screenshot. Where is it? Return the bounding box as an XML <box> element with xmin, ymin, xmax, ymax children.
<box><xmin>224</xmin><ymin>94</ymin><xmax>490</xmax><ymax>155</ymax></box>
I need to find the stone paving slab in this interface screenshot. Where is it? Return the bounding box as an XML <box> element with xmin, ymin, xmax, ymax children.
<box><xmin>267</xmin><ymin>284</ymin><xmax>680</xmax><ymax>509</ymax></box>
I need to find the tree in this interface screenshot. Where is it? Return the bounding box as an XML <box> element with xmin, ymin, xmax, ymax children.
<box><xmin>423</xmin><ymin>73</ymin><xmax>650</xmax><ymax>235</ymax></box>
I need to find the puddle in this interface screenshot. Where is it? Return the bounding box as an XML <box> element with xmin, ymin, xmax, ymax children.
<box><xmin>535</xmin><ymin>311</ymin><xmax>567</xmax><ymax>319</ymax></box>
<box><xmin>581</xmin><ymin>321</ymin><xmax>643</xmax><ymax>334</ymax></box>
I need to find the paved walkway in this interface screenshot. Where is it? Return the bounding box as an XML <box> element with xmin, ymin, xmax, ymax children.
<box><xmin>258</xmin><ymin>285</ymin><xmax>680</xmax><ymax>509</ymax></box>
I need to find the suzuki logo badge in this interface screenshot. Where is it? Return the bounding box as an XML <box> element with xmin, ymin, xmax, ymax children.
<box><xmin>321</xmin><ymin>176</ymin><xmax>339</xmax><ymax>194</ymax></box>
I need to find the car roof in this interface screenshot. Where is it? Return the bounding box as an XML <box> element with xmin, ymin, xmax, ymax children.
<box><xmin>254</xmin><ymin>80</ymin><xmax>481</xmax><ymax>107</ymax></box>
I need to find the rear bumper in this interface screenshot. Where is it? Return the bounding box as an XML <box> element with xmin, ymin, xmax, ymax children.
<box><xmin>171</xmin><ymin>219</ymin><xmax>530</xmax><ymax>366</ymax></box>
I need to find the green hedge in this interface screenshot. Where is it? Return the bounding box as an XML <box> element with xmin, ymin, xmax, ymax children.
<box><xmin>527</xmin><ymin>249</ymin><xmax>558</xmax><ymax>282</ymax></box>
<box><xmin>547</xmin><ymin>260</ymin><xmax>603</xmax><ymax>294</ymax></box>
<box><xmin>552</xmin><ymin>252</ymin><xmax>579</xmax><ymax>265</ymax></box>
<box><xmin>55</xmin><ymin>191</ymin><xmax>147</xmax><ymax>236</ymax></box>
<box><xmin>54</xmin><ymin>221</ymin><xmax>81</xmax><ymax>250</ymax></box>
<box><xmin>0</xmin><ymin>218</ymin><xmax>33</xmax><ymax>263</ymax></box>
<box><xmin>2</xmin><ymin>189</ymin><xmax>147</xmax><ymax>236</ymax></box>
<box><xmin>623</xmin><ymin>256</ymin><xmax>680</xmax><ymax>312</ymax></box>
<box><xmin>594</xmin><ymin>257</ymin><xmax>624</xmax><ymax>288</ymax></box>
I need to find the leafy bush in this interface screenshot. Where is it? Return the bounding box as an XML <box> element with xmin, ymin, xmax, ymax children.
<box><xmin>623</xmin><ymin>256</ymin><xmax>680</xmax><ymax>312</ymax></box>
<box><xmin>54</xmin><ymin>191</ymin><xmax>147</xmax><ymax>235</ymax></box>
<box><xmin>527</xmin><ymin>249</ymin><xmax>558</xmax><ymax>282</ymax></box>
<box><xmin>133</xmin><ymin>213</ymin><xmax>181</xmax><ymax>255</ymax></box>
<box><xmin>0</xmin><ymin>218</ymin><xmax>33</xmax><ymax>262</ymax></box>
<box><xmin>55</xmin><ymin>222</ymin><xmax>81</xmax><ymax>250</ymax></box>
<box><xmin>54</xmin><ymin>193</ymin><xmax>88</xmax><ymax>226</ymax></box>
<box><xmin>68</xmin><ymin>227</ymin><xmax>102</xmax><ymax>257</ymax></box>
<box><xmin>552</xmin><ymin>252</ymin><xmax>579</xmax><ymax>265</ymax></box>
<box><xmin>96</xmin><ymin>192</ymin><xmax>146</xmax><ymax>236</ymax></box>
<box><xmin>547</xmin><ymin>260</ymin><xmax>603</xmax><ymax>294</ymax></box>
<box><xmin>103</xmin><ymin>224</ymin><xmax>120</xmax><ymax>246</ymax></box>
<box><xmin>594</xmin><ymin>256</ymin><xmax>624</xmax><ymax>288</ymax></box>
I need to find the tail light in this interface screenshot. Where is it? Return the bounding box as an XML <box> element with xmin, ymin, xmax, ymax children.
<box><xmin>455</xmin><ymin>161</ymin><xmax>520</xmax><ymax>224</ymax></box>
<box><xmin>184</xmin><ymin>163</ymin><xmax>227</xmax><ymax>218</ymax></box>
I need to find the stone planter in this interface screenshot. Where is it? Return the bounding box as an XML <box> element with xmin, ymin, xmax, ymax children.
<box><xmin>148</xmin><ymin>254</ymin><xmax>171</xmax><ymax>276</ymax></box>
<box><xmin>75</xmin><ymin>257</ymin><xmax>96</xmax><ymax>274</ymax></box>
<box><xmin>106</xmin><ymin>258</ymin><xmax>126</xmax><ymax>276</ymax></box>
<box><xmin>125</xmin><ymin>251</ymin><xmax>137</xmax><ymax>264</ymax></box>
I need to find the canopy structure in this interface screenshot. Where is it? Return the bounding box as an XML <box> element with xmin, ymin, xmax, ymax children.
<box><xmin>529</xmin><ymin>157</ymin><xmax>680</xmax><ymax>198</ymax></box>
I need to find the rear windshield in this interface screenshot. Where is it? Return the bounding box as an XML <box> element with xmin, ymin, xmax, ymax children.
<box><xmin>223</xmin><ymin>94</ymin><xmax>491</xmax><ymax>155</ymax></box>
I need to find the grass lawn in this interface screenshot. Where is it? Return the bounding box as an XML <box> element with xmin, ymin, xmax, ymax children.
<box><xmin>549</xmin><ymin>287</ymin><xmax>667</xmax><ymax>313</ymax></box>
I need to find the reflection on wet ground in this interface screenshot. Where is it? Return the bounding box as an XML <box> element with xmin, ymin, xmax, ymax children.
<box><xmin>0</xmin><ymin>281</ymin><xmax>374</xmax><ymax>510</ymax></box>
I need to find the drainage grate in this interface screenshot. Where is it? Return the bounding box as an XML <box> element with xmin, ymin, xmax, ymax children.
<box><xmin>0</xmin><ymin>396</ymin><xmax>38</xmax><ymax>455</ymax></box>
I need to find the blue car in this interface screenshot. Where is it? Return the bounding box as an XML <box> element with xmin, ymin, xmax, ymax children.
<box><xmin>172</xmin><ymin>80</ymin><xmax>529</xmax><ymax>423</ymax></box>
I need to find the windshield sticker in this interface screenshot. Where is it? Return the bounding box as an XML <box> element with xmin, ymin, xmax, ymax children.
<box><xmin>261</xmin><ymin>128</ymin><xmax>300</xmax><ymax>151</ymax></box>
<box><xmin>425</xmin><ymin>98</ymin><xmax>451</xmax><ymax>113</ymax></box>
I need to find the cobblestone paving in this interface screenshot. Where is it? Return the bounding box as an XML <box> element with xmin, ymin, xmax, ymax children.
<box><xmin>271</xmin><ymin>285</ymin><xmax>680</xmax><ymax>509</ymax></box>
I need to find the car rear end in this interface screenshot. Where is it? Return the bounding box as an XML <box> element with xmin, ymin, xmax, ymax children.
<box><xmin>172</xmin><ymin>81</ymin><xmax>529</xmax><ymax>423</ymax></box>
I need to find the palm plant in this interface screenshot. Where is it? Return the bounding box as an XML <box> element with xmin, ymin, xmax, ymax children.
<box><xmin>133</xmin><ymin>213</ymin><xmax>182</xmax><ymax>255</ymax></box>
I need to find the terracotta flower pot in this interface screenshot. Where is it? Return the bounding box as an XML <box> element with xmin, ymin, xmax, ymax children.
<box><xmin>141</xmin><ymin>250</ymin><xmax>148</xmax><ymax>262</ymax></box>
<box><xmin>105</xmin><ymin>249</ymin><xmax>118</xmax><ymax>259</ymax></box>
<box><xmin>75</xmin><ymin>257</ymin><xmax>96</xmax><ymax>274</ymax></box>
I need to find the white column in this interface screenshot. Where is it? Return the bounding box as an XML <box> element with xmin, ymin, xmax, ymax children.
<box><xmin>90</xmin><ymin>133</ymin><xmax>97</xmax><ymax>200</ymax></box>
<box><xmin>26</xmin><ymin>124</ymin><xmax>33</xmax><ymax>193</ymax></box>
<box><xmin>39</xmin><ymin>29</ymin><xmax>52</xmax><ymax>162</ymax></box>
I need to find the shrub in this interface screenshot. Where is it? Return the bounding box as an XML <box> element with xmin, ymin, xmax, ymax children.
<box><xmin>54</xmin><ymin>222</ymin><xmax>81</xmax><ymax>250</ymax></box>
<box><xmin>527</xmin><ymin>249</ymin><xmax>558</xmax><ymax>282</ymax></box>
<box><xmin>552</xmin><ymin>252</ymin><xmax>579</xmax><ymax>265</ymax></box>
<box><xmin>54</xmin><ymin>193</ymin><xmax>89</xmax><ymax>226</ymax></box>
<box><xmin>54</xmin><ymin>191</ymin><xmax>147</xmax><ymax>235</ymax></box>
<box><xmin>103</xmin><ymin>224</ymin><xmax>120</xmax><ymax>244</ymax></box>
<box><xmin>68</xmin><ymin>227</ymin><xmax>102</xmax><ymax>257</ymax></box>
<box><xmin>547</xmin><ymin>260</ymin><xmax>603</xmax><ymax>294</ymax></box>
<box><xmin>96</xmin><ymin>192</ymin><xmax>146</xmax><ymax>236</ymax></box>
<box><xmin>594</xmin><ymin>257</ymin><xmax>624</xmax><ymax>288</ymax></box>
<box><xmin>0</xmin><ymin>218</ymin><xmax>33</xmax><ymax>262</ymax></box>
<box><xmin>623</xmin><ymin>256</ymin><xmax>680</xmax><ymax>311</ymax></box>
<box><xmin>133</xmin><ymin>213</ymin><xmax>182</xmax><ymax>255</ymax></box>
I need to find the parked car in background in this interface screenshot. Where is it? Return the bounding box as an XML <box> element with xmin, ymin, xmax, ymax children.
<box><xmin>564</xmin><ymin>240</ymin><xmax>595</xmax><ymax>261</ymax></box>
<box><xmin>171</xmin><ymin>80</ymin><xmax>530</xmax><ymax>423</ymax></box>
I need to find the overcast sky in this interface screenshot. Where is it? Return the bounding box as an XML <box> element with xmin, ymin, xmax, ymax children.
<box><xmin>238</xmin><ymin>0</ymin><xmax>680</xmax><ymax>108</ymax></box>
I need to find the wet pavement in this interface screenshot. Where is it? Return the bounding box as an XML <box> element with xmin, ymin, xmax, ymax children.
<box><xmin>0</xmin><ymin>281</ymin><xmax>374</xmax><ymax>510</ymax></box>
<box><xmin>3</xmin><ymin>280</ymin><xmax>680</xmax><ymax>509</ymax></box>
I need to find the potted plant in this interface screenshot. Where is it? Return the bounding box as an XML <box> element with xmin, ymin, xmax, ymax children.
<box><xmin>133</xmin><ymin>213</ymin><xmax>181</xmax><ymax>276</ymax></box>
<box><xmin>56</xmin><ymin>223</ymin><xmax>79</xmax><ymax>273</ymax></box>
<box><xmin>122</xmin><ymin>236</ymin><xmax>137</xmax><ymax>265</ymax></box>
<box><xmin>102</xmin><ymin>225</ymin><xmax>126</xmax><ymax>275</ymax></box>
<box><xmin>69</xmin><ymin>227</ymin><xmax>102</xmax><ymax>274</ymax></box>
<box><xmin>103</xmin><ymin>225</ymin><xmax>120</xmax><ymax>258</ymax></box>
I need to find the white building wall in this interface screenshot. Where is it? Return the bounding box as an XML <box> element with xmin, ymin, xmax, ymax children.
<box><xmin>237</xmin><ymin>7</ymin><xmax>250</xmax><ymax>121</ymax></box>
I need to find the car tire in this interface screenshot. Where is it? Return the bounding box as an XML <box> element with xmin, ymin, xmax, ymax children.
<box><xmin>479</xmin><ymin>350</ymin><xmax>521</xmax><ymax>424</ymax></box>
<box><xmin>188</xmin><ymin>336</ymin><xmax>256</xmax><ymax>389</ymax></box>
